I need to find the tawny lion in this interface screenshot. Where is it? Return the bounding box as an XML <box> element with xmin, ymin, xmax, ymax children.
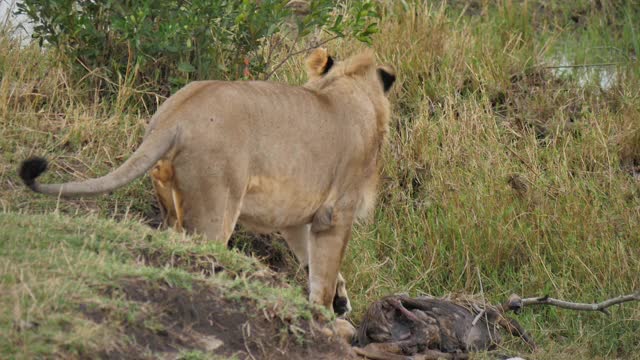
<box><xmin>19</xmin><ymin>48</ymin><xmax>395</xmax><ymax>316</ymax></box>
<box><xmin>150</xmin><ymin>48</ymin><xmax>336</xmax><ymax>233</ymax></box>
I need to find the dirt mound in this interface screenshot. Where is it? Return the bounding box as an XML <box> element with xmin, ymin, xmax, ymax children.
<box><xmin>135</xmin><ymin>246</ymin><xmax>226</xmax><ymax>276</ymax></box>
<box><xmin>80</xmin><ymin>278</ymin><xmax>354</xmax><ymax>360</ymax></box>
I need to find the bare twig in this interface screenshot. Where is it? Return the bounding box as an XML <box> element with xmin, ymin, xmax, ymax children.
<box><xmin>504</xmin><ymin>144</ymin><xmax>541</xmax><ymax>178</ymax></box>
<box><xmin>472</xmin><ymin>267</ymin><xmax>488</xmax><ymax>328</ymax></box>
<box><xmin>519</xmin><ymin>291</ymin><xmax>640</xmax><ymax>316</ymax></box>
<box><xmin>263</xmin><ymin>33</ymin><xmax>284</xmax><ymax>74</ymax></box>
<box><xmin>263</xmin><ymin>35</ymin><xmax>339</xmax><ymax>80</ymax></box>
<box><xmin>75</xmin><ymin>59</ymin><xmax>167</xmax><ymax>100</ymax></box>
<box><xmin>242</xmin><ymin>321</ymin><xmax>257</xmax><ymax>360</ymax></box>
<box><xmin>471</xmin><ymin>307</ymin><xmax>485</xmax><ymax>326</ymax></box>
<box><xmin>541</xmin><ymin>62</ymin><xmax>625</xmax><ymax>69</ymax></box>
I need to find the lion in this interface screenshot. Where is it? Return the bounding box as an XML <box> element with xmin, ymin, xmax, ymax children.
<box><xmin>151</xmin><ymin>48</ymin><xmax>336</xmax><ymax>233</ymax></box>
<box><xmin>149</xmin><ymin>48</ymin><xmax>354</xmax><ymax>315</ymax></box>
<box><xmin>19</xmin><ymin>48</ymin><xmax>396</xmax><ymax>318</ymax></box>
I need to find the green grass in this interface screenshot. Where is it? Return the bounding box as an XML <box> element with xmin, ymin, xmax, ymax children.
<box><xmin>339</xmin><ymin>1</ymin><xmax>640</xmax><ymax>358</ymax></box>
<box><xmin>1</xmin><ymin>1</ymin><xmax>639</xmax><ymax>359</ymax></box>
<box><xmin>0</xmin><ymin>213</ymin><xmax>324</xmax><ymax>359</ymax></box>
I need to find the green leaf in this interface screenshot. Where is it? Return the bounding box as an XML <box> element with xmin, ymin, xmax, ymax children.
<box><xmin>363</xmin><ymin>22</ymin><xmax>379</xmax><ymax>36</ymax></box>
<box><xmin>178</xmin><ymin>62</ymin><xmax>196</xmax><ymax>73</ymax></box>
<box><xmin>16</xmin><ymin>0</ymin><xmax>381</xmax><ymax>103</ymax></box>
<box><xmin>333</xmin><ymin>14</ymin><xmax>343</xmax><ymax>27</ymax></box>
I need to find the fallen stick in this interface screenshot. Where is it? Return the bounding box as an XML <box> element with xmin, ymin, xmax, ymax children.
<box><xmin>510</xmin><ymin>291</ymin><xmax>640</xmax><ymax>316</ymax></box>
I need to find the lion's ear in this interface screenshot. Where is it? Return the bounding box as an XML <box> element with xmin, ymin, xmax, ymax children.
<box><xmin>377</xmin><ymin>66</ymin><xmax>396</xmax><ymax>94</ymax></box>
<box><xmin>305</xmin><ymin>48</ymin><xmax>334</xmax><ymax>79</ymax></box>
<box><xmin>321</xmin><ymin>55</ymin><xmax>334</xmax><ymax>75</ymax></box>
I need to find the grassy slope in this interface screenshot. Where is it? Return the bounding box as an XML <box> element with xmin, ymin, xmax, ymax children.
<box><xmin>0</xmin><ymin>213</ymin><xmax>341</xmax><ymax>359</ymax></box>
<box><xmin>1</xmin><ymin>1</ymin><xmax>639</xmax><ymax>359</ymax></box>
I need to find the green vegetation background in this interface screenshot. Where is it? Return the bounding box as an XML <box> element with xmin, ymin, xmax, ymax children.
<box><xmin>1</xmin><ymin>1</ymin><xmax>639</xmax><ymax>358</ymax></box>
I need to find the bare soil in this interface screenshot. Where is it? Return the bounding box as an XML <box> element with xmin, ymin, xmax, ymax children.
<box><xmin>80</xmin><ymin>278</ymin><xmax>355</xmax><ymax>360</ymax></box>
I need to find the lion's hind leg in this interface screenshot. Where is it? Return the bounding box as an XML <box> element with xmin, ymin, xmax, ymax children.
<box><xmin>307</xmin><ymin>223</ymin><xmax>351</xmax><ymax>309</ymax></box>
<box><xmin>170</xmin><ymin>184</ymin><xmax>184</xmax><ymax>232</ymax></box>
<box><xmin>287</xmin><ymin>207</ymin><xmax>354</xmax><ymax>314</ymax></box>
<box><xmin>177</xmin><ymin>158</ymin><xmax>246</xmax><ymax>244</ymax></box>
<box><xmin>282</xmin><ymin>224</ymin><xmax>352</xmax><ymax>316</ymax></box>
<box><xmin>151</xmin><ymin>159</ymin><xmax>184</xmax><ymax>232</ymax></box>
<box><xmin>333</xmin><ymin>273</ymin><xmax>351</xmax><ymax>316</ymax></box>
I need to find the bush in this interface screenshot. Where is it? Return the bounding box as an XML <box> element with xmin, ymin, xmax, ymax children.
<box><xmin>17</xmin><ymin>0</ymin><xmax>380</xmax><ymax>107</ymax></box>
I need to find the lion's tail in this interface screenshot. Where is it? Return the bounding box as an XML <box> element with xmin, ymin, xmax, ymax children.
<box><xmin>19</xmin><ymin>126</ymin><xmax>177</xmax><ymax>198</ymax></box>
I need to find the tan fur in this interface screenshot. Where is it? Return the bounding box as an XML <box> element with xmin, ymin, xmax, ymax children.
<box><xmin>151</xmin><ymin>159</ymin><xmax>184</xmax><ymax>232</ymax></box>
<box><xmin>305</xmin><ymin>48</ymin><xmax>332</xmax><ymax>81</ymax></box>
<box><xmin>319</xmin><ymin>318</ymin><xmax>356</xmax><ymax>344</ymax></box>
<box><xmin>154</xmin><ymin>48</ymin><xmax>339</xmax><ymax>232</ymax></box>
<box><xmin>23</xmin><ymin>49</ymin><xmax>395</xmax><ymax>313</ymax></box>
<box><xmin>152</xmin><ymin>50</ymin><xmax>391</xmax><ymax>229</ymax></box>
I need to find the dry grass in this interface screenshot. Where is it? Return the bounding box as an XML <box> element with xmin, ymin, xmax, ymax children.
<box><xmin>338</xmin><ymin>2</ymin><xmax>640</xmax><ymax>358</ymax></box>
<box><xmin>1</xmin><ymin>1</ymin><xmax>639</xmax><ymax>358</ymax></box>
<box><xmin>0</xmin><ymin>31</ymin><xmax>155</xmax><ymax>220</ymax></box>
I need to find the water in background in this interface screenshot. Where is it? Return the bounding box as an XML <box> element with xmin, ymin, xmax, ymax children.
<box><xmin>1</xmin><ymin>0</ymin><xmax>33</xmax><ymax>41</ymax></box>
<box><xmin>550</xmin><ymin>53</ymin><xmax>619</xmax><ymax>91</ymax></box>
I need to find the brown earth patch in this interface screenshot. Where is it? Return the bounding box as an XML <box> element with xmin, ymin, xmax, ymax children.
<box><xmin>81</xmin><ymin>277</ymin><xmax>354</xmax><ymax>360</ymax></box>
<box><xmin>228</xmin><ymin>230</ymin><xmax>309</xmax><ymax>290</ymax></box>
<box><xmin>133</xmin><ymin>244</ymin><xmax>284</xmax><ymax>288</ymax></box>
<box><xmin>134</xmin><ymin>246</ymin><xmax>226</xmax><ymax>277</ymax></box>
<box><xmin>138</xmin><ymin>221</ymin><xmax>302</xmax><ymax>283</ymax></box>
<box><xmin>229</xmin><ymin>231</ymin><xmax>299</xmax><ymax>274</ymax></box>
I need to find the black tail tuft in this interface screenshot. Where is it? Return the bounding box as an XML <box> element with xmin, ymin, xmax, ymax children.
<box><xmin>19</xmin><ymin>157</ymin><xmax>48</xmax><ymax>189</ymax></box>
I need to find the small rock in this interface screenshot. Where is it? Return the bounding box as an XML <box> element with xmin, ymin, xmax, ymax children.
<box><xmin>14</xmin><ymin>319</ymin><xmax>39</xmax><ymax>331</ymax></box>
